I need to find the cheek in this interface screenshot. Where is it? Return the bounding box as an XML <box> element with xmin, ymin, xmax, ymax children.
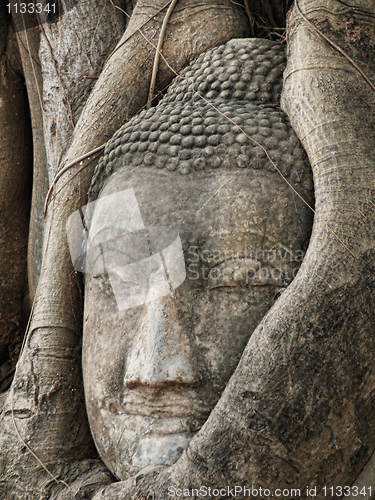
<box><xmin>191</xmin><ymin>288</ymin><xmax>277</xmax><ymax>390</ymax></box>
<box><xmin>83</xmin><ymin>281</ymin><xmax>142</xmax><ymax>400</ymax></box>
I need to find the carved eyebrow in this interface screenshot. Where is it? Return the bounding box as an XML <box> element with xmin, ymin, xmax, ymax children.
<box><xmin>89</xmin><ymin>229</ymin><xmax>151</xmax><ymax>256</ymax></box>
<box><xmin>101</xmin><ymin>239</ymin><xmax>150</xmax><ymax>256</ymax></box>
<box><xmin>88</xmin><ymin>224</ymin><xmax>132</xmax><ymax>243</ymax></box>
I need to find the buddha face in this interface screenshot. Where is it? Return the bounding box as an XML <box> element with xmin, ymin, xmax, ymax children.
<box><xmin>82</xmin><ymin>165</ymin><xmax>312</xmax><ymax>480</ymax></box>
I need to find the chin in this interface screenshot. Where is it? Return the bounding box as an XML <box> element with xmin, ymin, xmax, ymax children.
<box><xmin>95</xmin><ymin>412</ymin><xmax>206</xmax><ymax>479</ymax></box>
<box><xmin>121</xmin><ymin>413</ymin><xmax>205</xmax><ymax>470</ymax></box>
<box><xmin>131</xmin><ymin>432</ymin><xmax>196</xmax><ymax>469</ymax></box>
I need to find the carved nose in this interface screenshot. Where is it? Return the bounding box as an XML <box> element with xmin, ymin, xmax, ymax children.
<box><xmin>124</xmin><ymin>296</ymin><xmax>198</xmax><ymax>388</ymax></box>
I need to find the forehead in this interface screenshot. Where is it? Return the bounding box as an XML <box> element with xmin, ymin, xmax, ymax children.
<box><xmin>97</xmin><ymin>166</ymin><xmax>308</xmax><ymax>255</ymax></box>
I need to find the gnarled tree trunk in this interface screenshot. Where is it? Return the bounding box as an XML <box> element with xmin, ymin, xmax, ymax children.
<box><xmin>0</xmin><ymin>9</ymin><xmax>32</xmax><ymax>388</ymax></box>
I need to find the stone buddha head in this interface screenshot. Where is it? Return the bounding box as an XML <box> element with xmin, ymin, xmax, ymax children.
<box><xmin>79</xmin><ymin>39</ymin><xmax>313</xmax><ymax>480</ymax></box>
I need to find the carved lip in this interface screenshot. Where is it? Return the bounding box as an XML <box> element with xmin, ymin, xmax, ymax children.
<box><xmin>103</xmin><ymin>398</ymin><xmax>207</xmax><ymax>434</ymax></box>
<box><xmin>122</xmin><ymin>390</ymin><xmax>213</xmax><ymax>419</ymax></box>
<box><xmin>105</xmin><ymin>393</ymin><xmax>213</xmax><ymax>420</ymax></box>
<box><xmin>122</xmin><ymin>403</ymin><xmax>210</xmax><ymax>420</ymax></box>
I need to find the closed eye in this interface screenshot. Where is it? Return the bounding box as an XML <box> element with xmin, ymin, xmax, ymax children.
<box><xmin>207</xmin><ymin>259</ymin><xmax>261</xmax><ymax>290</ymax></box>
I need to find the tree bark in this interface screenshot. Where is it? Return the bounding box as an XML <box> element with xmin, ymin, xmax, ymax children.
<box><xmin>12</xmin><ymin>18</ymin><xmax>48</xmax><ymax>304</ymax></box>
<box><xmin>0</xmin><ymin>9</ymin><xmax>32</xmax><ymax>373</ymax></box>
